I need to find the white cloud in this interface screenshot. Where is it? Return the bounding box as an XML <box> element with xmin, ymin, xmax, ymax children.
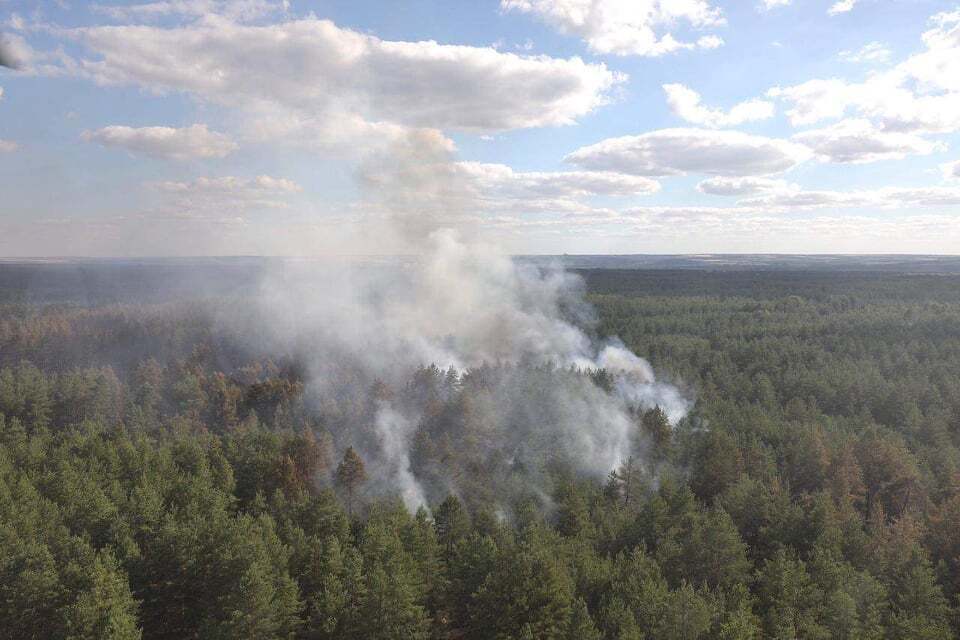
<box><xmin>828</xmin><ymin>0</ymin><xmax>856</xmax><ymax>16</ymax></box>
<box><xmin>0</xmin><ymin>86</ymin><xmax>3</xmax><ymax>100</ymax></box>
<box><xmin>0</xmin><ymin>139</ymin><xmax>17</xmax><ymax>153</ymax></box>
<box><xmin>663</xmin><ymin>83</ymin><xmax>774</xmax><ymax>128</ymax></box>
<box><xmin>794</xmin><ymin>119</ymin><xmax>945</xmax><ymax>164</ymax></box>
<box><xmin>696</xmin><ymin>35</ymin><xmax>724</xmax><ymax>49</ymax></box>
<box><xmin>770</xmin><ymin>11</ymin><xmax>960</xmax><ymax>133</ymax></box>
<box><xmin>839</xmin><ymin>41</ymin><xmax>891</xmax><ymax>63</ymax></box>
<box><xmin>740</xmin><ymin>185</ymin><xmax>960</xmax><ymax>209</ymax></box>
<box><xmin>766</xmin><ymin>79</ymin><xmax>855</xmax><ymax>126</ymax></box>
<box><xmin>740</xmin><ymin>189</ymin><xmax>872</xmax><ymax>209</ymax></box>
<box><xmin>500</xmin><ymin>0</ymin><xmax>725</xmax><ymax>57</ymax></box>
<box><xmin>565</xmin><ymin>128</ymin><xmax>811</xmax><ymax>177</ymax></box>
<box><xmin>613</xmin><ymin>210</ymin><xmax>960</xmax><ymax>253</ymax></box>
<box><xmin>771</xmin><ymin>73</ymin><xmax>960</xmax><ymax>132</ymax></box>
<box><xmin>900</xmin><ymin>10</ymin><xmax>960</xmax><ymax>92</ymax></box>
<box><xmin>411</xmin><ymin>207</ymin><xmax>960</xmax><ymax>254</ymax></box>
<box><xmin>0</xmin><ymin>31</ymin><xmax>79</xmax><ymax>76</ymax></box>
<box><xmin>446</xmin><ymin>162</ymin><xmax>659</xmax><ymax>215</ymax></box>
<box><xmin>760</xmin><ymin>0</ymin><xmax>791</xmax><ymax>10</ymax></box>
<box><xmin>697</xmin><ymin>176</ymin><xmax>797</xmax><ymax>196</ymax></box>
<box><xmin>82</xmin><ymin>124</ymin><xmax>238</xmax><ymax>160</ymax></box>
<box><xmin>356</xmin><ymin>156</ymin><xmax>660</xmax><ymax>221</ymax></box>
<box><xmin>941</xmin><ymin>160</ymin><xmax>960</xmax><ymax>180</ymax></box>
<box><xmin>67</xmin><ymin>16</ymin><xmax>622</xmax><ymax>134</ymax></box>
<box><xmin>457</xmin><ymin>162</ymin><xmax>659</xmax><ymax>199</ymax></box>
<box><xmin>149</xmin><ymin>174</ymin><xmax>301</xmax><ymax>217</ymax></box>
<box><xmin>760</xmin><ymin>0</ymin><xmax>792</xmax><ymax>11</ymax></box>
<box><xmin>154</xmin><ymin>175</ymin><xmax>300</xmax><ymax>195</ymax></box>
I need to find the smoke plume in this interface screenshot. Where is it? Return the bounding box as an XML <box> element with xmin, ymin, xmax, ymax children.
<box><xmin>239</xmin><ymin>128</ymin><xmax>690</xmax><ymax>512</ymax></box>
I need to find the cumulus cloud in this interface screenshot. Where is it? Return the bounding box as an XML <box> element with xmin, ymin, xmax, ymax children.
<box><xmin>663</xmin><ymin>83</ymin><xmax>774</xmax><ymax>127</ymax></box>
<box><xmin>82</xmin><ymin>124</ymin><xmax>238</xmax><ymax>160</ymax></box>
<box><xmin>697</xmin><ymin>176</ymin><xmax>797</xmax><ymax>196</ymax></box>
<box><xmin>500</xmin><ymin>0</ymin><xmax>725</xmax><ymax>57</ymax></box>
<box><xmin>0</xmin><ymin>139</ymin><xmax>17</xmax><ymax>153</ymax></box>
<box><xmin>839</xmin><ymin>41</ymin><xmax>891</xmax><ymax>63</ymax></box>
<box><xmin>901</xmin><ymin>10</ymin><xmax>960</xmax><ymax>93</ymax></box>
<box><xmin>828</xmin><ymin>0</ymin><xmax>856</xmax><ymax>16</ymax></box>
<box><xmin>565</xmin><ymin>128</ymin><xmax>811</xmax><ymax>177</ymax></box>
<box><xmin>766</xmin><ymin>79</ymin><xmax>855</xmax><ymax>126</ymax></box>
<box><xmin>770</xmin><ymin>11</ymin><xmax>960</xmax><ymax>133</ymax></box>
<box><xmin>794</xmin><ymin>119</ymin><xmax>945</xmax><ymax>163</ymax></box>
<box><xmin>65</xmin><ymin>16</ymin><xmax>621</xmax><ymax>135</ymax></box>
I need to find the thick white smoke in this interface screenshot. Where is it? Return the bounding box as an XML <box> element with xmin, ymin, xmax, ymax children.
<box><xmin>372</xmin><ymin>402</ymin><xmax>428</xmax><ymax>512</ymax></box>
<box><xmin>240</xmin><ymin>129</ymin><xmax>690</xmax><ymax>512</ymax></box>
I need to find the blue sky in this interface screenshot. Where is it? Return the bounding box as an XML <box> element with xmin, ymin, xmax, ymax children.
<box><xmin>1</xmin><ymin>0</ymin><xmax>959</xmax><ymax>255</ymax></box>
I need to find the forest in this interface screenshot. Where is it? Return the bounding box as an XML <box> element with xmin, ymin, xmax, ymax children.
<box><xmin>2</xmin><ymin>263</ymin><xmax>960</xmax><ymax>639</ymax></box>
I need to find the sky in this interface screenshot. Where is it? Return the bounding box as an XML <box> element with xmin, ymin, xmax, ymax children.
<box><xmin>1</xmin><ymin>0</ymin><xmax>959</xmax><ymax>256</ymax></box>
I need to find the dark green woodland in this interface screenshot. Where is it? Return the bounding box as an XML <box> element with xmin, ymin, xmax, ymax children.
<box><xmin>3</xmin><ymin>262</ymin><xmax>960</xmax><ymax>639</ymax></box>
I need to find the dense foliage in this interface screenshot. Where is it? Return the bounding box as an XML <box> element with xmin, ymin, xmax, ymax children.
<box><xmin>3</xmin><ymin>267</ymin><xmax>960</xmax><ymax>639</ymax></box>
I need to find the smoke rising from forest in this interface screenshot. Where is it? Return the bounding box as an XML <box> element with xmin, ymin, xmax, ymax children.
<box><xmin>240</xmin><ymin>129</ymin><xmax>691</xmax><ymax>512</ymax></box>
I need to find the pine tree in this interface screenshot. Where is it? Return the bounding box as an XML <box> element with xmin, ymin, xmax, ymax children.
<box><xmin>566</xmin><ymin>597</ymin><xmax>601</xmax><ymax>640</ymax></box>
<box><xmin>434</xmin><ymin>495</ymin><xmax>471</xmax><ymax>557</ymax></box>
<box><xmin>755</xmin><ymin>550</ymin><xmax>828</xmax><ymax>640</ymax></box>
<box><xmin>607</xmin><ymin>456</ymin><xmax>643</xmax><ymax>507</ymax></box>
<box><xmin>356</xmin><ymin>521</ymin><xmax>429</xmax><ymax>640</ymax></box>
<box><xmin>716</xmin><ymin>591</ymin><xmax>761</xmax><ymax>640</ymax></box>
<box><xmin>335</xmin><ymin>447</ymin><xmax>367</xmax><ymax>517</ymax></box>
<box><xmin>641</xmin><ymin>406</ymin><xmax>672</xmax><ymax>457</ymax></box>
<box><xmin>66</xmin><ymin>551</ymin><xmax>142</xmax><ymax>640</ymax></box>
<box><xmin>468</xmin><ymin>543</ymin><xmax>574</xmax><ymax>640</ymax></box>
<box><xmin>447</xmin><ymin>533</ymin><xmax>498</xmax><ymax>631</ymax></box>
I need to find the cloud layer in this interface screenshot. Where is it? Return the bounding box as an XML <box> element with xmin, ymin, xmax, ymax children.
<box><xmin>565</xmin><ymin>128</ymin><xmax>811</xmax><ymax>177</ymax></box>
<box><xmin>82</xmin><ymin>124</ymin><xmax>238</xmax><ymax>160</ymax></box>
<box><xmin>68</xmin><ymin>17</ymin><xmax>621</xmax><ymax>134</ymax></box>
<box><xmin>697</xmin><ymin>176</ymin><xmax>796</xmax><ymax>196</ymax></box>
